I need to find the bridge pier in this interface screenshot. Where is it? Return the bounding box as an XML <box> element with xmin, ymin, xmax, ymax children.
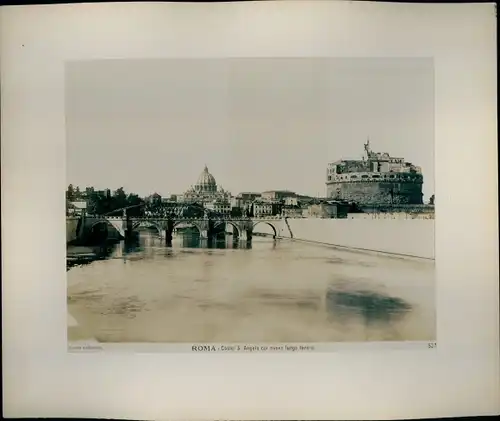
<box><xmin>124</xmin><ymin>212</ymin><xmax>133</xmax><ymax>240</ymax></box>
<box><xmin>165</xmin><ymin>219</ymin><xmax>174</xmax><ymax>246</ymax></box>
<box><xmin>239</xmin><ymin>229</ymin><xmax>253</xmax><ymax>242</ymax></box>
<box><xmin>236</xmin><ymin>220</ymin><xmax>253</xmax><ymax>243</ymax></box>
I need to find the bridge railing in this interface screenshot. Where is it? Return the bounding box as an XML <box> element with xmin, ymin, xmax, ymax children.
<box><xmin>100</xmin><ymin>215</ymin><xmax>286</xmax><ymax>221</ymax></box>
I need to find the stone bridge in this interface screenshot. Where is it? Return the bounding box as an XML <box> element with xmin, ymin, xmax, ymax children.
<box><xmin>104</xmin><ymin>215</ymin><xmax>284</xmax><ymax>242</ymax></box>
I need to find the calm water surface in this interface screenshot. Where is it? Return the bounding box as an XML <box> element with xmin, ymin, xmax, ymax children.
<box><xmin>67</xmin><ymin>231</ymin><xmax>435</xmax><ymax>343</ymax></box>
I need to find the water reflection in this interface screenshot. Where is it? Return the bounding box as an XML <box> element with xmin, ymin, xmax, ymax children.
<box><xmin>67</xmin><ymin>231</ymin><xmax>435</xmax><ymax>343</ymax></box>
<box><xmin>325</xmin><ymin>287</ymin><xmax>412</xmax><ymax>325</ymax></box>
<box><xmin>123</xmin><ymin>237</ymin><xmax>141</xmax><ymax>253</ymax></box>
<box><xmin>67</xmin><ymin>232</ymin><xmax>256</xmax><ymax>270</ymax></box>
<box><xmin>179</xmin><ymin>234</ymin><xmax>253</xmax><ymax>250</ymax></box>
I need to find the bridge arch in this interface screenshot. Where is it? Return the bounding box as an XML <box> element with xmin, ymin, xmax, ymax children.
<box><xmin>88</xmin><ymin>220</ymin><xmax>109</xmax><ymax>243</ymax></box>
<box><xmin>172</xmin><ymin>219</ymin><xmax>203</xmax><ymax>235</ymax></box>
<box><xmin>213</xmin><ymin>220</ymin><xmax>241</xmax><ymax>237</ymax></box>
<box><xmin>252</xmin><ymin>221</ymin><xmax>278</xmax><ymax>238</ymax></box>
<box><xmin>132</xmin><ymin>220</ymin><xmax>163</xmax><ymax>236</ymax></box>
<box><xmin>89</xmin><ymin>220</ymin><xmax>109</xmax><ymax>231</ymax></box>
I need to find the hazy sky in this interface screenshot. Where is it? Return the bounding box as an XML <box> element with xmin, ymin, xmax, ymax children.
<box><xmin>66</xmin><ymin>58</ymin><xmax>434</xmax><ymax>199</ymax></box>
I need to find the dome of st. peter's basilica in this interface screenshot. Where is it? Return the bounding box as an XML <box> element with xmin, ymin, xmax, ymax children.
<box><xmin>194</xmin><ymin>165</ymin><xmax>217</xmax><ymax>192</ymax></box>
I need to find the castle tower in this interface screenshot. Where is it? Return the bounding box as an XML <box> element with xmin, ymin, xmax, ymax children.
<box><xmin>325</xmin><ymin>141</ymin><xmax>424</xmax><ymax>205</ymax></box>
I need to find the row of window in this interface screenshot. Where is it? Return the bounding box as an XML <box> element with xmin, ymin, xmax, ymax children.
<box><xmin>327</xmin><ymin>173</ymin><xmax>421</xmax><ymax>181</ymax></box>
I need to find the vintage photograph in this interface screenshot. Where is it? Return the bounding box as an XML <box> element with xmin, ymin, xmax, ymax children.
<box><xmin>66</xmin><ymin>58</ymin><xmax>436</xmax><ymax>346</ymax></box>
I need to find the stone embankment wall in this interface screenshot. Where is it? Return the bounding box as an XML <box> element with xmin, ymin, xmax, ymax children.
<box><xmin>253</xmin><ymin>218</ymin><xmax>435</xmax><ymax>259</ymax></box>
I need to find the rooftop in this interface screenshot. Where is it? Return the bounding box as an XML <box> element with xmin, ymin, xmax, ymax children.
<box><xmin>262</xmin><ymin>189</ymin><xmax>294</xmax><ymax>193</ymax></box>
<box><xmin>70</xmin><ymin>201</ymin><xmax>87</xmax><ymax>209</ymax></box>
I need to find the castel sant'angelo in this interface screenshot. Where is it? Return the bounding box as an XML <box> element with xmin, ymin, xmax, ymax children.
<box><xmin>326</xmin><ymin>140</ymin><xmax>424</xmax><ymax>206</ymax></box>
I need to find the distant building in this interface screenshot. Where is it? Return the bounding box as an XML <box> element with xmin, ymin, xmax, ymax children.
<box><xmin>232</xmin><ymin>192</ymin><xmax>262</xmax><ymax>209</ymax></box>
<box><xmin>71</xmin><ymin>201</ymin><xmax>87</xmax><ymax>210</ymax></box>
<box><xmin>295</xmin><ymin>194</ymin><xmax>315</xmax><ymax>206</ymax></box>
<box><xmin>282</xmin><ymin>205</ymin><xmax>303</xmax><ymax>218</ymax></box>
<box><xmin>234</xmin><ymin>192</ymin><xmax>262</xmax><ymax>207</ymax></box>
<box><xmin>252</xmin><ymin>200</ymin><xmax>282</xmax><ymax>217</ymax></box>
<box><xmin>239</xmin><ymin>192</ymin><xmax>262</xmax><ymax>201</ymax></box>
<box><xmin>95</xmin><ymin>189</ymin><xmax>111</xmax><ymax>198</ymax></box>
<box><xmin>205</xmin><ymin>199</ymin><xmax>231</xmax><ymax>216</ymax></box>
<box><xmin>325</xmin><ymin>140</ymin><xmax>424</xmax><ymax>205</ymax></box>
<box><xmin>145</xmin><ymin>193</ymin><xmax>162</xmax><ymax>204</ymax></box>
<box><xmin>66</xmin><ymin>201</ymin><xmax>76</xmax><ymax>216</ymax></box>
<box><xmin>68</xmin><ymin>201</ymin><xmax>87</xmax><ymax>216</ymax></box>
<box><xmin>261</xmin><ymin>190</ymin><xmax>296</xmax><ymax>202</ymax></box>
<box><xmin>284</xmin><ymin>196</ymin><xmax>298</xmax><ymax>206</ymax></box>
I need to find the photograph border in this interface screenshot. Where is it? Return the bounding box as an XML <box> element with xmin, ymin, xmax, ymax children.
<box><xmin>65</xmin><ymin>55</ymin><xmax>437</xmax><ymax>349</ymax></box>
<box><xmin>2</xmin><ymin>1</ymin><xmax>498</xmax><ymax>419</ymax></box>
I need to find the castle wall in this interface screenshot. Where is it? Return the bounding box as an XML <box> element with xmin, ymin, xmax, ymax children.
<box><xmin>326</xmin><ymin>180</ymin><xmax>423</xmax><ymax>205</ymax></box>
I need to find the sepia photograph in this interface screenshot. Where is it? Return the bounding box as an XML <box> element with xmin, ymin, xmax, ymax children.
<box><xmin>66</xmin><ymin>57</ymin><xmax>436</xmax><ymax>347</ymax></box>
<box><xmin>3</xmin><ymin>1</ymin><xmax>497</xmax><ymax>419</ymax></box>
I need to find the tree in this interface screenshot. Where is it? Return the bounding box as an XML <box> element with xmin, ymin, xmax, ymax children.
<box><xmin>66</xmin><ymin>184</ymin><xmax>75</xmax><ymax>201</ymax></box>
<box><xmin>81</xmin><ymin>186</ymin><xmax>146</xmax><ymax>216</ymax></box>
<box><xmin>126</xmin><ymin>193</ymin><xmax>145</xmax><ymax>216</ymax></box>
<box><xmin>231</xmin><ymin>207</ymin><xmax>243</xmax><ymax>218</ymax></box>
<box><xmin>87</xmin><ymin>190</ymin><xmax>109</xmax><ymax>215</ymax></box>
<box><xmin>429</xmin><ymin>194</ymin><xmax>435</xmax><ymax>205</ymax></box>
<box><xmin>113</xmin><ymin>187</ymin><xmax>127</xmax><ymax>209</ymax></box>
<box><xmin>181</xmin><ymin>202</ymin><xmax>204</xmax><ymax>218</ymax></box>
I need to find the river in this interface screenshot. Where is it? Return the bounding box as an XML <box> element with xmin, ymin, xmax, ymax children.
<box><xmin>67</xmin><ymin>230</ymin><xmax>436</xmax><ymax>343</ymax></box>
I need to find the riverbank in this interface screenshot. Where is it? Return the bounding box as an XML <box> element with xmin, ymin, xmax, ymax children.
<box><xmin>67</xmin><ymin>242</ymin><xmax>121</xmax><ymax>270</ymax></box>
<box><xmin>253</xmin><ymin>218</ymin><xmax>435</xmax><ymax>260</ymax></box>
<box><xmin>67</xmin><ymin>218</ymin><xmax>435</xmax><ymax>261</ymax></box>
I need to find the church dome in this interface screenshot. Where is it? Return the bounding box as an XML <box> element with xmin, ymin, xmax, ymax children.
<box><xmin>195</xmin><ymin>165</ymin><xmax>217</xmax><ymax>192</ymax></box>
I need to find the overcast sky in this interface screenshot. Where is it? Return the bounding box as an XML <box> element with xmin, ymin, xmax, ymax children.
<box><xmin>66</xmin><ymin>57</ymin><xmax>434</xmax><ymax>200</ymax></box>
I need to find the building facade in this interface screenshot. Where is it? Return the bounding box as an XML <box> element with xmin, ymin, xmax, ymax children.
<box><xmin>261</xmin><ymin>190</ymin><xmax>297</xmax><ymax>202</ymax></box>
<box><xmin>325</xmin><ymin>140</ymin><xmax>424</xmax><ymax>205</ymax></box>
<box><xmin>232</xmin><ymin>192</ymin><xmax>262</xmax><ymax>209</ymax></box>
<box><xmin>205</xmin><ymin>199</ymin><xmax>232</xmax><ymax>215</ymax></box>
<box><xmin>252</xmin><ymin>200</ymin><xmax>283</xmax><ymax>217</ymax></box>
